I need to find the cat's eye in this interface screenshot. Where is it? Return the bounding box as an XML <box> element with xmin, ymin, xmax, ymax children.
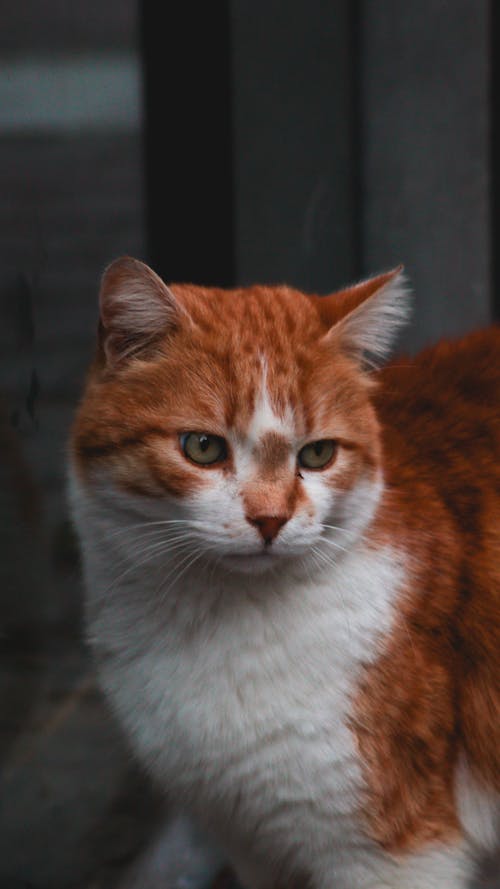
<box><xmin>298</xmin><ymin>439</ymin><xmax>337</xmax><ymax>470</ymax></box>
<box><xmin>181</xmin><ymin>432</ymin><xmax>227</xmax><ymax>466</ymax></box>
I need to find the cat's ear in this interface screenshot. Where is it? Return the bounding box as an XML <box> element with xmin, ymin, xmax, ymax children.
<box><xmin>320</xmin><ymin>267</ymin><xmax>410</xmax><ymax>368</ymax></box>
<box><xmin>98</xmin><ymin>257</ymin><xmax>180</xmax><ymax>368</ymax></box>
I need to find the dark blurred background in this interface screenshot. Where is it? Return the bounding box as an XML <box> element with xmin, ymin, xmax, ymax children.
<box><xmin>0</xmin><ymin>2</ymin><xmax>497</xmax><ymax>887</ymax></box>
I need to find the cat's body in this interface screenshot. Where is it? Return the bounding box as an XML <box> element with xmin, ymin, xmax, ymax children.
<box><xmin>69</xmin><ymin>259</ymin><xmax>499</xmax><ymax>888</ymax></box>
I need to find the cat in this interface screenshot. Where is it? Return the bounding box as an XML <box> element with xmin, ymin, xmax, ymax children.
<box><xmin>69</xmin><ymin>256</ymin><xmax>499</xmax><ymax>889</ymax></box>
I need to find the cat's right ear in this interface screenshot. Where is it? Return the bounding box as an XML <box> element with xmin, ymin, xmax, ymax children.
<box><xmin>98</xmin><ymin>257</ymin><xmax>180</xmax><ymax>369</ymax></box>
<box><xmin>319</xmin><ymin>267</ymin><xmax>410</xmax><ymax>369</ymax></box>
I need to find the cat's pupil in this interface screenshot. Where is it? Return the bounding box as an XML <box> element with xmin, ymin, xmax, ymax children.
<box><xmin>199</xmin><ymin>435</ymin><xmax>210</xmax><ymax>452</ymax></box>
<box><xmin>314</xmin><ymin>442</ymin><xmax>324</xmax><ymax>456</ymax></box>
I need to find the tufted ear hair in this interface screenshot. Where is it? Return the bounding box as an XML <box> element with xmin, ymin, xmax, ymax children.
<box><xmin>98</xmin><ymin>256</ymin><xmax>180</xmax><ymax>368</ymax></box>
<box><xmin>319</xmin><ymin>267</ymin><xmax>410</xmax><ymax>368</ymax></box>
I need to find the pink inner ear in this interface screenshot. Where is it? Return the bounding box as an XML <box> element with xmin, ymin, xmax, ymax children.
<box><xmin>98</xmin><ymin>256</ymin><xmax>179</xmax><ymax>368</ymax></box>
<box><xmin>99</xmin><ymin>324</ymin><xmax>157</xmax><ymax>368</ymax></box>
<box><xmin>315</xmin><ymin>267</ymin><xmax>404</xmax><ymax>329</ymax></box>
<box><xmin>315</xmin><ymin>267</ymin><xmax>409</xmax><ymax>369</ymax></box>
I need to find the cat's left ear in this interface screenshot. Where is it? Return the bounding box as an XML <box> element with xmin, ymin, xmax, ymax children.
<box><xmin>319</xmin><ymin>266</ymin><xmax>410</xmax><ymax>367</ymax></box>
<box><xmin>98</xmin><ymin>256</ymin><xmax>182</xmax><ymax>368</ymax></box>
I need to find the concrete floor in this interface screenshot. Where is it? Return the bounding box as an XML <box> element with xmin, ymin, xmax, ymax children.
<box><xmin>0</xmin><ymin>113</ymin><xmax>164</xmax><ymax>887</ymax></box>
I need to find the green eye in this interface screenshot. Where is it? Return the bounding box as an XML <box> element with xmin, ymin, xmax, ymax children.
<box><xmin>181</xmin><ymin>432</ymin><xmax>227</xmax><ymax>466</ymax></box>
<box><xmin>298</xmin><ymin>439</ymin><xmax>337</xmax><ymax>470</ymax></box>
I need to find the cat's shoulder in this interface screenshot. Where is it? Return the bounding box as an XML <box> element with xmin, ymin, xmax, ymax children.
<box><xmin>374</xmin><ymin>326</ymin><xmax>500</xmax><ymax>462</ymax></box>
<box><xmin>377</xmin><ymin>325</ymin><xmax>500</xmax><ymax>405</ymax></box>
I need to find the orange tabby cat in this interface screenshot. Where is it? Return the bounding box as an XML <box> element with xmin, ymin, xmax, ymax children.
<box><xmin>69</xmin><ymin>258</ymin><xmax>499</xmax><ymax>889</ymax></box>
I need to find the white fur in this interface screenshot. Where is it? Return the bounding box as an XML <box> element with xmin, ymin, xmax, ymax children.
<box><xmin>69</xmin><ymin>377</ymin><xmax>478</xmax><ymax>889</ymax></box>
<box><xmin>327</xmin><ymin>270</ymin><xmax>411</xmax><ymax>367</ymax></box>
<box><xmin>246</xmin><ymin>361</ymin><xmax>296</xmax><ymax>445</ymax></box>
<box><xmin>455</xmin><ymin>754</ymin><xmax>499</xmax><ymax>850</ymax></box>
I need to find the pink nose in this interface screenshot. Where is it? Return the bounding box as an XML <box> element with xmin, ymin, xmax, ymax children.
<box><xmin>247</xmin><ymin>514</ymin><xmax>288</xmax><ymax>544</ymax></box>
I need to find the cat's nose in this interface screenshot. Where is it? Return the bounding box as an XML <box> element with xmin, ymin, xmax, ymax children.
<box><xmin>247</xmin><ymin>514</ymin><xmax>288</xmax><ymax>545</ymax></box>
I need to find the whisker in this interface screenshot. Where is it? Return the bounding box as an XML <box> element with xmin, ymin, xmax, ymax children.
<box><xmin>310</xmin><ymin>545</ymin><xmax>337</xmax><ymax>570</ymax></box>
<box><xmin>158</xmin><ymin>549</ymin><xmax>208</xmax><ymax>602</ymax></box>
<box><xmin>320</xmin><ymin>538</ymin><xmax>350</xmax><ymax>554</ymax></box>
<box><xmin>112</xmin><ymin>534</ymin><xmax>197</xmax><ymax>564</ymax></box>
<box><xmin>151</xmin><ymin>543</ymin><xmax>203</xmax><ymax>599</ymax></box>
<box><xmin>102</xmin><ymin>536</ymin><xmax>198</xmax><ymax>597</ymax></box>
<box><xmin>112</xmin><ymin>525</ymin><xmax>200</xmax><ymax>551</ymax></box>
<box><xmin>311</xmin><ymin>546</ymin><xmax>353</xmax><ymax>643</ymax></box>
<box><xmin>321</xmin><ymin>523</ymin><xmax>352</xmax><ymax>536</ymax></box>
<box><xmin>102</xmin><ymin>518</ymin><xmax>194</xmax><ymax>541</ymax></box>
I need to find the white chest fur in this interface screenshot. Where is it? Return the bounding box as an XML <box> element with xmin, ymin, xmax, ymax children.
<box><xmin>87</xmin><ymin>539</ymin><xmax>402</xmax><ymax>877</ymax></box>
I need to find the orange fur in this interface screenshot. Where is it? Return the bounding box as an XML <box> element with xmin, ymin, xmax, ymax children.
<box><xmin>352</xmin><ymin>330</ymin><xmax>500</xmax><ymax>850</ymax></box>
<box><xmin>72</xmin><ymin>279</ymin><xmax>380</xmax><ymax>505</ymax></box>
<box><xmin>71</xmin><ymin>260</ymin><xmax>499</xmax><ymax>866</ymax></box>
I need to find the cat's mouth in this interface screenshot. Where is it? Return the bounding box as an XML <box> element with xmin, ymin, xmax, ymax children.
<box><xmin>221</xmin><ymin>548</ymin><xmax>280</xmax><ymax>574</ymax></box>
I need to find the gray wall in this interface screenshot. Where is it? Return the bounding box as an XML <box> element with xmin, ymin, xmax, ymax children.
<box><xmin>231</xmin><ymin>0</ymin><xmax>492</xmax><ymax>352</ymax></box>
<box><xmin>362</xmin><ymin>0</ymin><xmax>491</xmax><ymax>351</ymax></box>
<box><xmin>231</xmin><ymin>1</ymin><xmax>357</xmax><ymax>292</ymax></box>
<box><xmin>0</xmin><ymin>3</ymin><xmax>149</xmax><ymax>887</ymax></box>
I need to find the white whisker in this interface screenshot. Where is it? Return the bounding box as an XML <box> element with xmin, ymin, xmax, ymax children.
<box><xmin>158</xmin><ymin>549</ymin><xmax>208</xmax><ymax>602</ymax></box>
<box><xmin>112</xmin><ymin>535</ymin><xmax>195</xmax><ymax>566</ymax></box>
<box><xmin>102</xmin><ymin>518</ymin><xmax>194</xmax><ymax>541</ymax></box>
<box><xmin>102</xmin><ymin>535</ymin><xmax>199</xmax><ymax>597</ymax></box>
<box><xmin>311</xmin><ymin>545</ymin><xmax>353</xmax><ymax>643</ymax></box>
<box><xmin>321</xmin><ymin>523</ymin><xmax>352</xmax><ymax>536</ymax></box>
<box><xmin>320</xmin><ymin>537</ymin><xmax>350</xmax><ymax>554</ymax></box>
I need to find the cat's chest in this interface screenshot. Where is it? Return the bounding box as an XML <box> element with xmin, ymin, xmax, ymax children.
<box><xmin>156</xmin><ymin>598</ymin><xmax>352</xmax><ymax>753</ymax></box>
<box><xmin>107</xmin><ymin>597</ymin><xmax>358</xmax><ymax>836</ymax></box>
<box><xmin>101</xmin><ymin>545</ymin><xmax>401</xmax><ymax>804</ymax></box>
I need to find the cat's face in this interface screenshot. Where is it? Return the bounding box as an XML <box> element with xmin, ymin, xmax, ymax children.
<box><xmin>71</xmin><ymin>259</ymin><xmax>407</xmax><ymax>577</ymax></box>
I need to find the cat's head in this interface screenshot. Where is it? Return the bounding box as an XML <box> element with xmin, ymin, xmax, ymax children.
<box><xmin>70</xmin><ymin>258</ymin><xmax>408</xmax><ymax>577</ymax></box>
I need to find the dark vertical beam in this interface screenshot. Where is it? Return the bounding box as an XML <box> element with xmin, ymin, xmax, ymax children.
<box><xmin>492</xmin><ymin>0</ymin><xmax>500</xmax><ymax>320</ymax></box>
<box><xmin>361</xmin><ymin>1</ymin><xmax>490</xmax><ymax>350</ymax></box>
<box><xmin>140</xmin><ymin>2</ymin><xmax>234</xmax><ymax>287</ymax></box>
<box><xmin>230</xmin><ymin>1</ymin><xmax>356</xmax><ymax>292</ymax></box>
<box><xmin>349</xmin><ymin>0</ymin><xmax>364</xmax><ymax>280</ymax></box>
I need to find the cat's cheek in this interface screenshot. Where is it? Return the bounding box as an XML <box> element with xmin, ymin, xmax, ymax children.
<box><xmin>322</xmin><ymin>446</ymin><xmax>379</xmax><ymax>501</ymax></box>
<box><xmin>99</xmin><ymin>447</ymin><xmax>210</xmax><ymax>500</ymax></box>
<box><xmin>187</xmin><ymin>483</ymin><xmax>248</xmax><ymax>542</ymax></box>
<box><xmin>297</xmin><ymin>447</ymin><xmax>362</xmax><ymax>511</ymax></box>
<box><xmin>148</xmin><ymin>448</ymin><xmax>215</xmax><ymax>499</ymax></box>
<box><xmin>300</xmin><ymin>471</ymin><xmax>337</xmax><ymax>519</ymax></box>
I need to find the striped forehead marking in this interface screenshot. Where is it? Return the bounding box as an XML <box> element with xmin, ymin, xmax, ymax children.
<box><xmin>252</xmin><ymin>431</ymin><xmax>292</xmax><ymax>477</ymax></box>
<box><xmin>246</xmin><ymin>362</ymin><xmax>295</xmax><ymax>443</ymax></box>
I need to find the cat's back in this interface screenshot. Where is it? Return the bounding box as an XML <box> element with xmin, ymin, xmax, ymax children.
<box><xmin>369</xmin><ymin>327</ymin><xmax>500</xmax><ymax>809</ymax></box>
<box><xmin>375</xmin><ymin>326</ymin><xmax>500</xmax><ymax>493</ymax></box>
